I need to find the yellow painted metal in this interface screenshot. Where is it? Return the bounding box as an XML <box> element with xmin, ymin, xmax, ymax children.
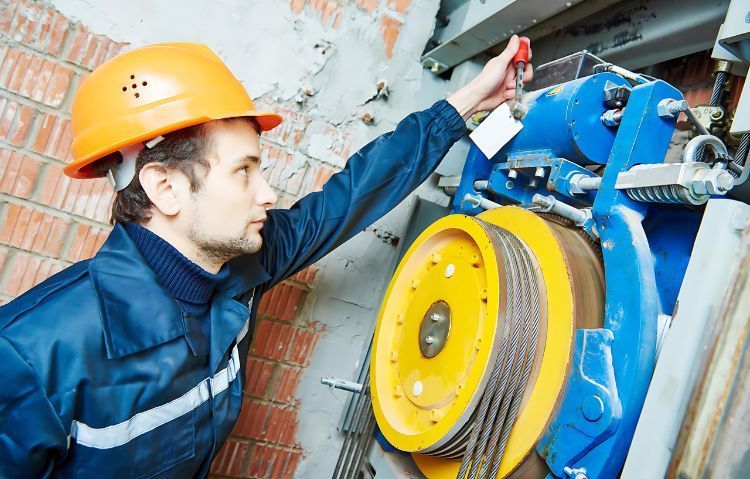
<box><xmin>371</xmin><ymin>214</ymin><xmax>503</xmax><ymax>452</ymax></box>
<box><xmin>371</xmin><ymin>206</ymin><xmax>589</xmax><ymax>478</ymax></box>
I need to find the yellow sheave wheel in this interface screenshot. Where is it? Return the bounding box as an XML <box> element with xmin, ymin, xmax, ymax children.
<box><xmin>370</xmin><ymin>206</ymin><xmax>604</xmax><ymax>478</ymax></box>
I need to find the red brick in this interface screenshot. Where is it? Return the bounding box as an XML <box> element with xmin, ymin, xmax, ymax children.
<box><xmin>66</xmin><ymin>25</ymin><xmax>90</xmax><ymax>65</ymax></box>
<box><xmin>304</xmin><ymin>164</ymin><xmax>336</xmax><ymax>194</ymax></box>
<box><xmin>245</xmin><ymin>358</ymin><xmax>275</xmax><ymax>398</ymax></box>
<box><xmin>291</xmin><ymin>0</ymin><xmax>306</xmax><ymax>15</ymax></box>
<box><xmin>47</xmin><ymin>13</ymin><xmax>69</xmax><ymax>56</ymax></box>
<box><xmin>0</xmin><ymin>98</ymin><xmax>15</xmax><ymax>138</ymax></box>
<box><xmin>3</xmin><ymin>251</ymin><xmax>62</xmax><ymax>296</ymax></box>
<box><xmin>210</xmin><ymin>439</ymin><xmax>250</xmax><ymax>477</ymax></box>
<box><xmin>0</xmin><ymin>47</ymin><xmax>21</xmax><ymax>89</ymax></box>
<box><xmin>42</xmin><ymin>63</ymin><xmax>73</xmax><ymax>108</ymax></box>
<box><xmin>0</xmin><ymin>2</ymin><xmax>20</xmax><ymax>34</ymax></box>
<box><xmin>263</xmin><ymin>404</ymin><xmax>298</xmax><ymax>445</ymax></box>
<box><xmin>258</xmin><ymin>282</ymin><xmax>306</xmax><ymax>322</ymax></box>
<box><xmin>7</xmin><ymin>49</ymin><xmax>31</xmax><ymax>92</ymax></box>
<box><xmin>380</xmin><ymin>14</ymin><xmax>403</xmax><ymax>58</ymax></box>
<box><xmin>0</xmin><ymin>248</ymin><xmax>8</xmax><ymax>273</ymax></box>
<box><xmin>36</xmin><ymin>162</ymin><xmax>67</xmax><ymax>207</ymax></box>
<box><xmin>66</xmin><ymin>222</ymin><xmax>108</xmax><ymax>262</ymax></box>
<box><xmin>232</xmin><ymin>399</ymin><xmax>269</xmax><ymax>440</ymax></box>
<box><xmin>290</xmin><ymin>265</ymin><xmax>317</xmax><ymax>285</ymax></box>
<box><xmin>287</xmin><ymin>328</ymin><xmax>320</xmax><ymax>366</ymax></box>
<box><xmin>391</xmin><ymin>0</ymin><xmax>411</xmax><ymax>13</ymax></box>
<box><xmin>251</xmin><ymin>319</ymin><xmax>295</xmax><ymax>361</ymax></box>
<box><xmin>246</xmin><ymin>443</ymin><xmax>302</xmax><ymax>479</ymax></box>
<box><xmin>19</xmin><ymin>54</ymin><xmax>44</xmax><ymax>98</ymax></box>
<box><xmin>0</xmin><ymin>150</ymin><xmax>42</xmax><ymax>199</ymax></box>
<box><xmin>358</xmin><ymin>0</ymin><xmax>378</xmax><ymax>13</ymax></box>
<box><xmin>6</xmin><ymin>101</ymin><xmax>34</xmax><ymax>146</ymax></box>
<box><xmin>31</xmin><ymin>59</ymin><xmax>54</xmax><ymax>104</ymax></box>
<box><xmin>274</xmin><ymin>365</ymin><xmax>302</xmax><ymax>403</ymax></box>
<box><xmin>0</xmin><ymin>204</ymin><xmax>70</xmax><ymax>258</ymax></box>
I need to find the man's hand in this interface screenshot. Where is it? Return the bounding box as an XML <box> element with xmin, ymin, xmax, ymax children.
<box><xmin>447</xmin><ymin>35</ymin><xmax>534</xmax><ymax>120</ymax></box>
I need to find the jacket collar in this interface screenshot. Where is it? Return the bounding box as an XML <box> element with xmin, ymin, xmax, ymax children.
<box><xmin>90</xmin><ymin>224</ymin><xmax>270</xmax><ymax>361</ymax></box>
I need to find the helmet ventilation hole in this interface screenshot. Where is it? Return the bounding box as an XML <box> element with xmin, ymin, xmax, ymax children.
<box><xmin>122</xmin><ymin>86</ymin><xmax>127</xmax><ymax>92</ymax></box>
<box><xmin>134</xmin><ymin>93</ymin><xmax>140</xmax><ymax>98</ymax></box>
<box><xmin>130</xmin><ymin>74</ymin><xmax>135</xmax><ymax>79</ymax></box>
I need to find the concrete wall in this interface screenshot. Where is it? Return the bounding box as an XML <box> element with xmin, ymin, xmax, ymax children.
<box><xmin>0</xmin><ymin>1</ymin><xmax>454</xmax><ymax>477</ymax></box>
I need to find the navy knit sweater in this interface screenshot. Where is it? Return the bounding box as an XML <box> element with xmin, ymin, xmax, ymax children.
<box><xmin>123</xmin><ymin>222</ymin><xmax>229</xmax><ymax>343</ymax></box>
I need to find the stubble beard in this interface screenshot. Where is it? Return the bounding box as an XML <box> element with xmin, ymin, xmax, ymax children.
<box><xmin>187</xmin><ymin>219</ymin><xmax>263</xmax><ymax>268</ymax></box>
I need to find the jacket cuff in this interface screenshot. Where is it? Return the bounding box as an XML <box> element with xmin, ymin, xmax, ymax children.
<box><xmin>431</xmin><ymin>100</ymin><xmax>466</xmax><ymax>142</ymax></box>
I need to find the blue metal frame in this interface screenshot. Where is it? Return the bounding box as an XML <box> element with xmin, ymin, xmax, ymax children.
<box><xmin>451</xmin><ymin>75</ymin><xmax>699</xmax><ymax>478</ymax></box>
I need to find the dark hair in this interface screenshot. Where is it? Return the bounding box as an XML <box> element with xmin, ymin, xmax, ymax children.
<box><xmin>109</xmin><ymin>118</ymin><xmax>259</xmax><ymax>225</ymax></box>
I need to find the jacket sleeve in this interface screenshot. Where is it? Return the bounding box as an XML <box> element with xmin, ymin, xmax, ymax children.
<box><xmin>0</xmin><ymin>335</ymin><xmax>67</xmax><ymax>479</ymax></box>
<box><xmin>258</xmin><ymin>99</ymin><xmax>466</xmax><ymax>287</ymax></box>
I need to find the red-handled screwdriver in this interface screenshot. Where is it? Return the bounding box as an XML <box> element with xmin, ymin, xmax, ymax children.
<box><xmin>512</xmin><ymin>37</ymin><xmax>531</xmax><ymax>119</ymax></box>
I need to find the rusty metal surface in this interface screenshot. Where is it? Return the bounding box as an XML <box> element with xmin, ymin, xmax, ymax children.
<box><xmin>667</xmin><ymin>217</ymin><xmax>750</xmax><ymax>478</ymax></box>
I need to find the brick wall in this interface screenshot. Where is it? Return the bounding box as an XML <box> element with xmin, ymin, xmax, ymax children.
<box><xmin>0</xmin><ymin>0</ymin><xmax>124</xmax><ymax>303</ymax></box>
<box><xmin>0</xmin><ymin>1</ymin><xmax>414</xmax><ymax>478</ymax></box>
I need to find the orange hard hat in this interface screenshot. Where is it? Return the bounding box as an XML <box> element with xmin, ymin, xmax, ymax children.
<box><xmin>66</xmin><ymin>42</ymin><xmax>283</xmax><ymax>179</ymax></box>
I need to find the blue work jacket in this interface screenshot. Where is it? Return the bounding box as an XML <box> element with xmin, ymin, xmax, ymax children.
<box><xmin>0</xmin><ymin>100</ymin><xmax>465</xmax><ymax>478</ymax></box>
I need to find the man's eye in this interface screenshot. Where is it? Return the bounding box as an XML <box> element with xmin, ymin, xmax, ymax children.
<box><xmin>238</xmin><ymin>166</ymin><xmax>249</xmax><ymax>176</ymax></box>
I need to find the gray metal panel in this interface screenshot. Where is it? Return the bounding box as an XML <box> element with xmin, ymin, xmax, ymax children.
<box><xmin>421</xmin><ymin>0</ymin><xmax>587</xmax><ymax>73</ymax></box>
<box><xmin>522</xmin><ymin>0</ymin><xmax>729</xmax><ymax>70</ymax></box>
<box><xmin>622</xmin><ymin>199</ymin><xmax>750</xmax><ymax>479</ymax></box>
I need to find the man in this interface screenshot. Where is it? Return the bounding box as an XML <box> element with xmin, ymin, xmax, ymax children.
<box><xmin>0</xmin><ymin>37</ymin><xmax>531</xmax><ymax>477</ymax></box>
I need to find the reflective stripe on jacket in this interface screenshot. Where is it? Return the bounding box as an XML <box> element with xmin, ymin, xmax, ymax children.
<box><xmin>0</xmin><ymin>100</ymin><xmax>465</xmax><ymax>478</ymax></box>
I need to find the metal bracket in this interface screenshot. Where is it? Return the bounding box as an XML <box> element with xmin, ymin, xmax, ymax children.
<box><xmin>537</xmin><ymin>329</ymin><xmax>622</xmax><ymax>476</ymax></box>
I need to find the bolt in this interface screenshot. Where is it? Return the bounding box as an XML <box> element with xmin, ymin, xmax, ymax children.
<box><xmin>529</xmin><ymin>178</ymin><xmax>538</xmax><ymax>188</ymax></box>
<box><xmin>430</xmin><ymin>62</ymin><xmax>440</xmax><ymax>73</ymax></box>
<box><xmin>657</xmin><ymin>98</ymin><xmax>688</xmax><ymax>119</ymax></box>
<box><xmin>429</xmin><ymin>409</ymin><xmax>444</xmax><ymax>423</ymax></box>
<box><xmin>506</xmin><ymin>180</ymin><xmax>515</xmax><ymax>189</ymax></box>
<box><xmin>563</xmin><ymin>467</ymin><xmax>589</xmax><ymax>479</ymax></box>
<box><xmin>711</xmin><ymin>109</ymin><xmax>723</xmax><ymax>119</ymax></box>
<box><xmin>582</xmin><ymin>395</ymin><xmax>605</xmax><ymax>421</ymax></box>
<box><xmin>412</xmin><ymin>381</ymin><xmax>423</xmax><ymax>397</ymax></box>
<box><xmin>508</xmin><ymin>169</ymin><xmax>518</xmax><ymax>179</ymax></box>
<box><xmin>425</xmin><ymin>335</ymin><xmax>435</xmax><ymax>345</ymax></box>
<box><xmin>717</xmin><ymin>171</ymin><xmax>734</xmax><ymax>192</ymax></box>
<box><xmin>445</xmin><ymin>264</ymin><xmax>455</xmax><ymax>278</ymax></box>
<box><xmin>535</xmin><ymin>167</ymin><xmax>546</xmax><ymax>178</ymax></box>
<box><xmin>431</xmin><ymin>313</ymin><xmax>440</xmax><ymax>322</ymax></box>
<box><xmin>393</xmin><ymin>385</ymin><xmax>403</xmax><ymax>397</ymax></box>
<box><xmin>431</xmin><ymin>253</ymin><xmax>442</xmax><ymax>264</ymax></box>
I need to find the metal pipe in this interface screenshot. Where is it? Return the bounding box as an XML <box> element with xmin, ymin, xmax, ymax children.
<box><xmin>532</xmin><ymin>194</ymin><xmax>589</xmax><ymax>226</ymax></box>
<box><xmin>321</xmin><ymin>377</ymin><xmax>363</xmax><ymax>393</ymax></box>
<box><xmin>464</xmin><ymin>193</ymin><xmax>501</xmax><ymax>210</ymax></box>
<box><xmin>473</xmin><ymin>180</ymin><xmax>489</xmax><ymax>191</ymax></box>
<box><xmin>682</xmin><ymin>135</ymin><xmax>729</xmax><ymax>163</ymax></box>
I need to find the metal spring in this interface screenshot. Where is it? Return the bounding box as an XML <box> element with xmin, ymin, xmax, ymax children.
<box><xmin>626</xmin><ymin>185</ymin><xmax>695</xmax><ymax>205</ymax></box>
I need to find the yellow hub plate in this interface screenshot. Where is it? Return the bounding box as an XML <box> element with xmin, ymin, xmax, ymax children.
<box><xmin>371</xmin><ymin>214</ymin><xmax>503</xmax><ymax>452</ymax></box>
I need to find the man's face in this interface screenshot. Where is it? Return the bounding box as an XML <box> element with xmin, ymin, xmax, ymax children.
<box><xmin>183</xmin><ymin>119</ymin><xmax>277</xmax><ymax>264</ymax></box>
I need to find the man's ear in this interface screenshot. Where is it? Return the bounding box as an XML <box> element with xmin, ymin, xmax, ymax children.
<box><xmin>139</xmin><ymin>163</ymin><xmax>187</xmax><ymax>217</ymax></box>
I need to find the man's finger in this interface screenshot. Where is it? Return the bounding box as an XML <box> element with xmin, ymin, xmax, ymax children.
<box><xmin>496</xmin><ymin>35</ymin><xmax>520</xmax><ymax>65</ymax></box>
<box><xmin>523</xmin><ymin>63</ymin><xmax>533</xmax><ymax>83</ymax></box>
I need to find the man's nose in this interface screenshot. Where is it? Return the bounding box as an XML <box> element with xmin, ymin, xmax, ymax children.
<box><xmin>256</xmin><ymin>175</ymin><xmax>278</xmax><ymax>207</ymax></box>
